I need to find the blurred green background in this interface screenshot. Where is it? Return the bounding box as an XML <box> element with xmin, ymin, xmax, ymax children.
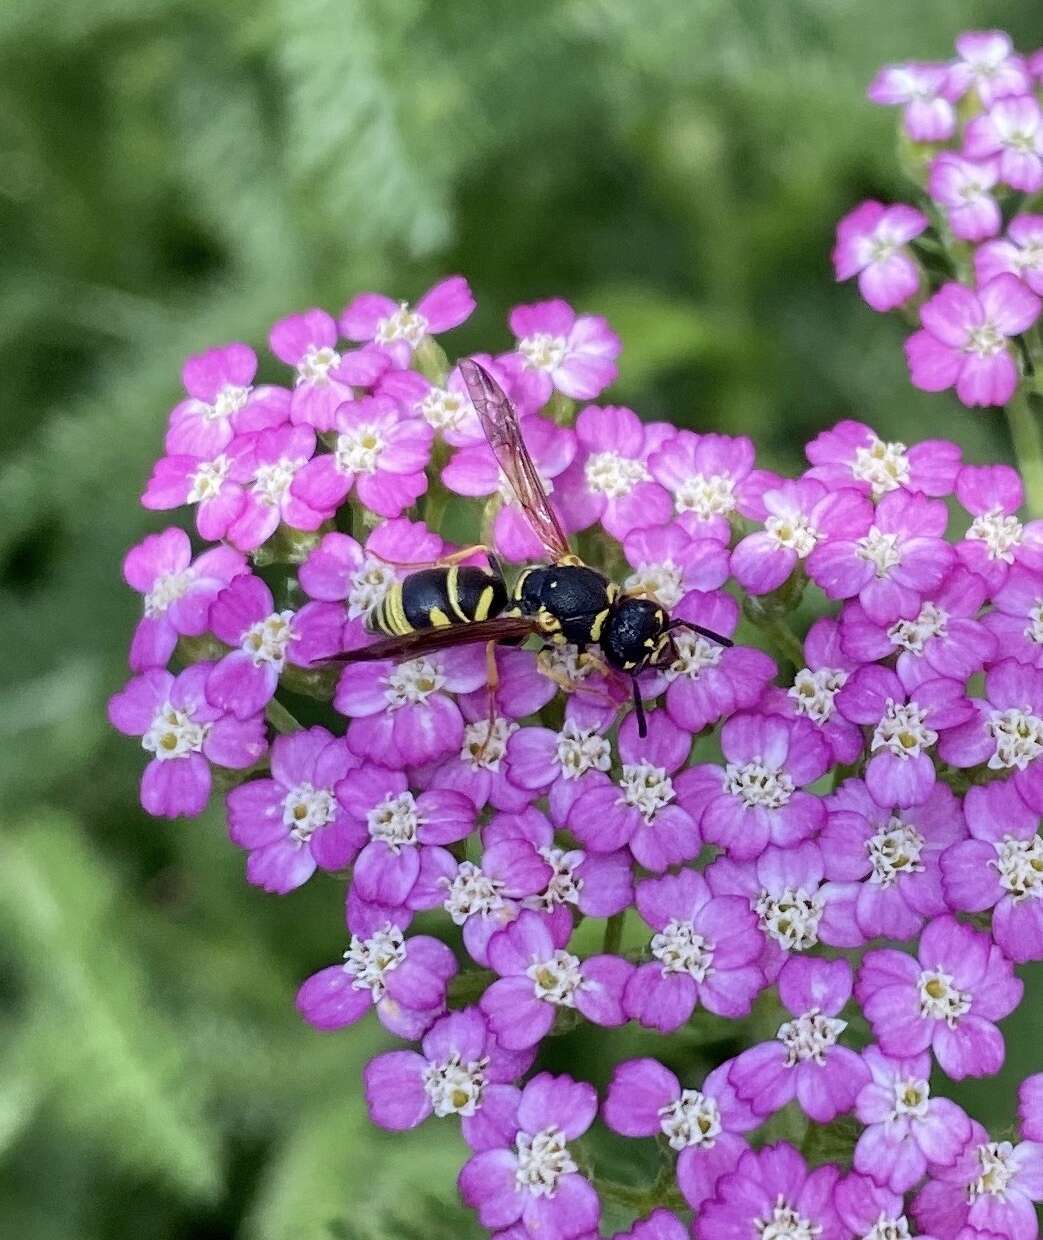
<box><xmin>3</xmin><ymin>2</ymin><xmax>1043</xmax><ymax>1237</ymax></box>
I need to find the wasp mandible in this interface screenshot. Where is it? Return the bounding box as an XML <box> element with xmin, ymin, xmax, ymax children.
<box><xmin>332</xmin><ymin>359</ymin><xmax>733</xmax><ymax>736</ymax></box>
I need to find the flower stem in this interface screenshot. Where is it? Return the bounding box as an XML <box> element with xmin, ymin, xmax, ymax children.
<box><xmin>1005</xmin><ymin>387</ymin><xmax>1043</xmax><ymax>519</ymax></box>
<box><xmin>602</xmin><ymin>911</ymin><xmax>624</xmax><ymax>955</ymax></box>
<box><xmin>265</xmin><ymin>697</ymin><xmax>303</xmax><ymax>734</ymax></box>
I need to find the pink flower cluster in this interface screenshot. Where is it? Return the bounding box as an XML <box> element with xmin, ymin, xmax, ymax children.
<box><xmin>836</xmin><ymin>29</ymin><xmax>1043</xmax><ymax>407</ymax></box>
<box><xmin>109</xmin><ymin>257</ymin><xmax>1043</xmax><ymax>1238</ymax></box>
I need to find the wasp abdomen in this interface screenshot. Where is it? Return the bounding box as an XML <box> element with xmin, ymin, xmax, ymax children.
<box><xmin>375</xmin><ymin>567</ymin><xmax>508</xmax><ymax>637</ymax></box>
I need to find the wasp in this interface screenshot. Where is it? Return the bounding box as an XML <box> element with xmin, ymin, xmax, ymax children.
<box><xmin>333</xmin><ymin>359</ymin><xmax>732</xmax><ymax>736</ymax></box>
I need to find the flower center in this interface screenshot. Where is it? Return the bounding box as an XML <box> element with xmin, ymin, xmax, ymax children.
<box><xmin>866</xmin><ymin>236</ymin><xmax>897</xmax><ymax>265</ymax></box>
<box><xmin>788</xmin><ymin>666</ymin><xmax>847</xmax><ymax>725</ymax></box>
<box><xmin>441</xmin><ymin>861</ymin><xmax>505</xmax><ymax>925</ymax></box>
<box><xmin>419</xmin><ymin>386</ymin><xmax>468</xmax><ymax>431</ymax></box>
<box><xmin>341</xmin><ymin>924</ymin><xmax>405</xmax><ymax>1000</ymax></box>
<box><xmin>623</xmin><ymin>560</ymin><xmax>685</xmax><ymax>609</ymax></box>
<box><xmin>856</xmin><ymin>527</ymin><xmax>903</xmax><ymax>578</ymax></box>
<box><xmin>987</xmin><ymin>705</ymin><xmax>1043</xmax><ymax>770</ymax></box>
<box><xmin>755</xmin><ymin>1196</ymin><xmax>821</xmax><ymax>1240</ymax></box>
<box><xmin>554</xmin><ymin>720</ymin><xmax>612</xmax><ymax>780</ymax></box>
<box><xmin>866</xmin><ymin>817</ymin><xmax>926</xmax><ymax>887</ymax></box>
<box><xmin>251</xmin><ymin>457</ymin><xmax>301</xmax><ymax>507</ymax></box>
<box><xmin>967</xmin><ymin>1141</ymin><xmax>1017</xmax><ymax>1200</ymax></box>
<box><xmin>422</xmin><ymin>1053</ymin><xmax>488</xmax><ymax>1118</ymax></box>
<box><xmin>991</xmin><ymin>834</ymin><xmax>1043</xmax><ymax>901</ymax></box>
<box><xmin>917</xmin><ymin>967</ymin><xmax>971</xmax><ymax>1026</ymax></box>
<box><xmin>890</xmin><ymin>1075</ymin><xmax>930</xmax><ymax>1120</ymax></box>
<box><xmin>967</xmin><ymin>506</ymin><xmax>1024</xmax><ymax>563</ymax></box>
<box><xmin>871</xmin><ymin>698</ymin><xmax>937</xmax><ymax>759</ymax></box>
<box><xmin>141</xmin><ymin>702</ymin><xmax>209</xmax><ymax>761</ymax></box>
<box><xmin>851</xmin><ymin>436</ymin><xmax>911</xmax><ymax>497</ymax></box>
<box><xmin>376</xmin><ymin>301</ymin><xmax>428</xmax><ymax>347</ymax></box>
<box><xmin>366</xmin><ymin>791</ymin><xmax>421</xmax><ymax>852</ymax></box>
<box><xmin>296</xmin><ymin>344</ymin><xmax>341</xmax><ymax>385</ymax></box>
<box><xmin>281</xmin><ymin>781</ymin><xmax>336</xmax><ymax>841</ymax></box>
<box><xmin>335</xmin><ymin>424</ymin><xmax>386</xmax><ymax>475</ymax></box>
<box><xmin>765</xmin><ymin>512</ymin><xmax>820</xmax><ymax>557</ymax></box>
<box><xmin>347</xmin><ymin>556</ymin><xmax>397</xmax><ymax>620</ymax></box>
<box><xmin>673</xmin><ymin>472</ymin><xmax>736</xmax><ymax>519</ymax></box>
<box><xmin>518</xmin><ymin>332</ymin><xmax>567</xmax><ymax>372</ymax></box>
<box><xmin>1017</xmin><ymin>241</ymin><xmax>1043</xmax><ymax>272</ymax></box>
<box><xmin>657</xmin><ymin>1089</ymin><xmax>722</xmax><ymax>1151</ymax></box>
<box><xmin>540</xmin><ymin>642</ymin><xmax>595</xmax><ymax>685</ymax></box>
<box><xmin>959</xmin><ymin>176</ymin><xmax>987</xmax><ymax>202</ymax></box>
<box><xmin>514</xmin><ymin>1126</ymin><xmax>576</xmax><ymax>1198</ymax></box>
<box><xmin>1025</xmin><ymin>599</ymin><xmax>1043</xmax><ymax>645</ymax></box>
<box><xmin>584</xmin><ymin>451</ymin><xmax>651</xmax><ymax>499</ymax></box>
<box><xmin>965</xmin><ymin>322</ymin><xmax>1005</xmax><ymax>358</ymax></box>
<box><xmin>206</xmin><ymin>382</ymin><xmax>252</xmax><ymax>422</ymax></box>
<box><xmin>777</xmin><ymin>1008</ymin><xmax>847</xmax><ymax>1066</ymax></box>
<box><xmin>756</xmin><ymin>886</ymin><xmax>823</xmax><ymax>951</ymax></box>
<box><xmin>665</xmin><ymin>629</ymin><xmax>725</xmax><ymax>680</ymax></box>
<box><xmin>651</xmin><ymin>919</ymin><xmax>715</xmax><ymax>980</ymax></box>
<box><xmin>617</xmin><ymin>760</ymin><xmax>675</xmax><ymax>822</ymax></box>
<box><xmin>862</xmin><ymin>1214</ymin><xmax>913</xmax><ymax>1240</ymax></box>
<box><xmin>241</xmin><ymin>610</ymin><xmax>296</xmax><ymax>671</ymax></box>
<box><xmin>526</xmin><ymin>950</ymin><xmax>584</xmax><ymax>1007</ymax></box>
<box><xmin>383</xmin><ymin>657</ymin><xmax>446</xmax><ymax>709</ymax></box>
<box><xmin>725</xmin><ymin>760</ymin><xmax>795</xmax><ymax>810</ymax></box>
<box><xmin>143</xmin><ymin>569</ymin><xmax>193</xmax><ymax>617</ymax></box>
<box><xmin>527</xmin><ymin>846</ymin><xmax>584</xmax><ymax>911</ymax></box>
<box><xmin>887</xmin><ymin>602</ymin><xmax>949</xmax><ymax>654</ymax></box>
<box><xmin>187</xmin><ymin>454</ymin><xmax>232</xmax><ymax>504</ymax></box>
<box><xmin>461</xmin><ymin>716</ymin><xmax>517</xmax><ymax>772</ymax></box>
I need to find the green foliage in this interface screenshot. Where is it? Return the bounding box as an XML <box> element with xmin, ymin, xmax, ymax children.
<box><xmin>3</xmin><ymin>1</ymin><xmax>1043</xmax><ymax>1237</ymax></box>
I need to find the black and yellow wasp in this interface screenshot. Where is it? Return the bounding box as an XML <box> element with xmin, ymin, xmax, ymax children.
<box><xmin>335</xmin><ymin>359</ymin><xmax>732</xmax><ymax>735</ymax></box>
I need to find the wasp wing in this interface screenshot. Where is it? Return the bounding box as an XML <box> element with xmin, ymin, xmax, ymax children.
<box><xmin>459</xmin><ymin>358</ymin><xmax>573</xmax><ymax>563</ymax></box>
<box><xmin>325</xmin><ymin>616</ymin><xmax>543</xmax><ymax>663</ymax></box>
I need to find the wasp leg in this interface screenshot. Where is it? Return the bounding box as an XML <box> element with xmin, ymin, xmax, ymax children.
<box><xmin>474</xmin><ymin>639</ymin><xmax>501</xmax><ymax>763</ymax></box>
<box><xmin>535</xmin><ymin>649</ymin><xmax>618</xmax><ymax>708</ymax></box>
<box><xmin>369</xmin><ymin>543</ymin><xmax>494</xmax><ymax>571</ymax></box>
<box><xmin>576</xmin><ymin>650</ymin><xmax>613</xmax><ymax>678</ymax></box>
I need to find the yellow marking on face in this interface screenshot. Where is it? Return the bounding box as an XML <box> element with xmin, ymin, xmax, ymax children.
<box><xmin>474</xmin><ymin>586</ymin><xmax>496</xmax><ymax>621</ymax></box>
<box><xmin>589</xmin><ymin>608</ymin><xmax>610</xmax><ymax>642</ymax></box>
<box><xmin>446</xmin><ymin>566</ymin><xmax>470</xmax><ymax>622</ymax></box>
<box><xmin>428</xmin><ymin>607</ymin><xmax>452</xmax><ymax>628</ymax></box>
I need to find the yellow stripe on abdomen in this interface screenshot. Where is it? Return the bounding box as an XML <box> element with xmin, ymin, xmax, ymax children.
<box><xmin>446</xmin><ymin>566</ymin><xmax>470</xmax><ymax>622</ymax></box>
<box><xmin>474</xmin><ymin>586</ymin><xmax>496</xmax><ymax>621</ymax></box>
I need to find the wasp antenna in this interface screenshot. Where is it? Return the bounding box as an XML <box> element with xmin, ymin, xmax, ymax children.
<box><xmin>666</xmin><ymin>619</ymin><xmax>734</xmax><ymax>648</ymax></box>
<box><xmin>632</xmin><ymin>677</ymin><xmax>648</xmax><ymax>739</ymax></box>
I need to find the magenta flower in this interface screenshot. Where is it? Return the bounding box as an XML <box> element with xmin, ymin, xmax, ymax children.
<box><xmin>867</xmin><ymin>61</ymin><xmax>959</xmax><ymax>141</ymax></box>
<box><xmin>296</xmin><ymin>922</ymin><xmax>456</xmax><ymax>1040</ymax></box>
<box><xmin>291</xmin><ymin>394</ymin><xmax>432</xmax><ymax>520</ymax></box>
<box><xmin>335</xmin><ymin>644</ymin><xmax>488</xmax><ymax>768</ymax></box>
<box><xmin>832</xmin><ymin>201</ymin><xmax>927</xmax><ymax>312</ymax></box>
<box><xmin>977</xmin><ymin>216</ymin><xmax>1043</xmax><ymax>298</ymax></box>
<box><xmin>205</xmin><ymin>574</ymin><xmax>343</xmax><ymax>719</ymax></box>
<box><xmin>622</xmin><ymin>523</ymin><xmax>730</xmax><ymax>607</ymax></box>
<box><xmin>696</xmin><ymin>1143</ymin><xmax>844</xmax><ymax>1240</ymax></box>
<box><xmin>226</xmin><ymin>425</ymin><xmax>326</xmax><ymax>550</ymax></box>
<box><xmin>165</xmin><ymin>342</ymin><xmax>289</xmax><ymax>457</ymax></box>
<box><xmin>731</xmin><ymin>478</ymin><xmax>872</xmax><ymax>596</ymax></box>
<box><xmin>820</xmin><ymin>777</ymin><xmax>963</xmax><ymax>942</ymax></box>
<box><xmin>379</xmin><ymin>353</ymin><xmax>515</xmax><ymax>444</ymax></box>
<box><xmin>941</xmin><ymin>780</ymin><xmax>1043</xmax><ymax>963</ymax></box>
<box><xmin>907</xmin><ymin>275</ymin><xmax>1041</xmax><ymax>407</ymax></box>
<box><xmin>949</xmin><ymin>30</ymin><xmax>1032</xmax><ymax>106</ymax></box>
<box><xmin>836</xmin><ymin>1172</ymin><xmax>934</xmax><ymax>1240</ymax></box>
<box><xmin>805</xmin><ymin>419</ymin><xmax>961</xmax><ymax>500</ymax></box>
<box><xmin>956</xmin><ymin>464</ymin><xmax>1043</xmax><ymax>593</ymax></box>
<box><xmin>567</xmin><ymin>711</ymin><xmax>701</xmax><ymax>873</ymax></box>
<box><xmin>108</xmin><ymin>664</ymin><xmax>266</xmax><ymax>818</ymax></box>
<box><xmin>964</xmin><ymin>96</ymin><xmax>1043</xmax><ymax>191</ymax></box>
<box><xmin>913</xmin><ymin>1121</ymin><xmax>1043</xmax><ymax>1240</ymax></box>
<box><xmin>479</xmin><ymin>910</ymin><xmax>631</xmax><ymax>1050</ymax></box>
<box><xmin>269</xmin><ymin>307</ymin><xmax>389</xmax><ymax>431</ymax></box>
<box><xmin>363</xmin><ymin>1007</ymin><xmax>530</xmax><ymax>1147</ymax></box>
<box><xmin>856</xmin><ymin>914</ymin><xmax>1023</xmax><ymax>1080</ymax></box>
<box><xmin>648</xmin><ymin>430</ymin><xmax>761</xmax><ymax>541</ymax></box>
<box><xmin>603</xmin><ymin>1057</ymin><xmax>759</xmax><ymax>1210</ymax></box>
<box><xmin>624</xmin><ymin>869</ymin><xmax>763</xmax><ymax>1031</ymax></box>
<box><xmin>340</xmin><ymin>276</ymin><xmax>476</xmax><ymax>367</ymax></box>
<box><xmin>1020</xmin><ymin>1075</ymin><xmax>1043</xmax><ymax>1141</ymax></box>
<box><xmin>685</xmin><ymin>712</ymin><xmax>829</xmax><ymax>861</ymax></box>
<box><xmin>611</xmin><ymin>1211</ymin><xmax>687</xmax><ymax>1240</ymax></box>
<box><xmin>835</xmin><ymin>665</ymin><xmax>971</xmax><ymax>807</ymax></box>
<box><xmin>498</xmin><ymin>297</ymin><xmax>621</xmax><ymax>406</ymax></box>
<box><xmin>458</xmin><ymin>1071</ymin><xmax>600</xmax><ymax>1239</ymax></box>
<box><xmin>226</xmin><ymin>726</ymin><xmax>358</xmax><ymax>893</ymax></box>
<box><xmin>506</xmin><ymin>707</ymin><xmax>616</xmax><ymax>826</ymax></box>
<box><xmin>122</xmin><ymin>526</ymin><xmax>246</xmax><ymax>671</ymax></box>
<box><xmin>854</xmin><ymin>1044</ymin><xmax>973</xmax><ymax>1193</ymax></box>
<box><xmin>729</xmin><ymin>957</ymin><xmax>869</xmax><ymax>1124</ymax></box>
<box><xmin>141</xmin><ymin>442</ymin><xmax>252</xmax><ymax>542</ymax></box>
<box><xmin>807</xmin><ymin>488</ymin><xmax>954</xmax><ymax>624</ymax></box>
<box><xmin>928</xmin><ymin>154</ymin><xmax>1001</xmax><ymax>243</ymax></box>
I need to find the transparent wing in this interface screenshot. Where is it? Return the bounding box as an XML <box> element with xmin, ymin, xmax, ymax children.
<box><xmin>459</xmin><ymin>359</ymin><xmax>573</xmax><ymax>563</ymax></box>
<box><xmin>325</xmin><ymin>616</ymin><xmax>542</xmax><ymax>663</ymax></box>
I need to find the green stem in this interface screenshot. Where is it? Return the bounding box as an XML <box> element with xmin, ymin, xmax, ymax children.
<box><xmin>602</xmin><ymin>911</ymin><xmax>624</xmax><ymax>955</ymax></box>
<box><xmin>1004</xmin><ymin>387</ymin><xmax>1043</xmax><ymax>519</ymax></box>
<box><xmin>265</xmin><ymin>697</ymin><xmax>303</xmax><ymax>734</ymax></box>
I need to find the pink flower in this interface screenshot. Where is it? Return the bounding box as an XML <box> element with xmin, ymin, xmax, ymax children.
<box><xmin>165</xmin><ymin>342</ymin><xmax>290</xmax><ymax>457</ymax></box>
<box><xmin>867</xmin><ymin>62</ymin><xmax>960</xmax><ymax>141</ymax></box>
<box><xmin>832</xmin><ymin>201</ymin><xmax>928</xmax><ymax>311</ymax></box>
<box><xmin>122</xmin><ymin>526</ymin><xmax>246</xmax><ymax>671</ymax></box>
<box><xmin>206</xmin><ymin>574</ymin><xmax>343</xmax><ymax>719</ymax></box>
<box><xmin>141</xmin><ymin>442</ymin><xmax>252</xmax><ymax>542</ymax></box>
<box><xmin>622</xmin><ymin>523</ymin><xmax>730</xmax><ymax>607</ymax></box>
<box><xmin>805</xmin><ymin>419</ymin><xmax>961</xmax><ymax>500</ymax></box>
<box><xmin>226</xmin><ymin>726</ymin><xmax>359</xmax><ymax>893</ymax></box>
<box><xmin>602</xmin><ymin>1057</ymin><xmax>759</xmax><ymax>1210</ymax></box>
<box><xmin>291</xmin><ymin>394</ymin><xmax>432</xmax><ymax>520</ymax></box>
<box><xmin>976</xmin><ymin>215</ymin><xmax>1043</xmax><ymax>297</ymax></box>
<box><xmin>955</xmin><ymin>464</ymin><xmax>1043</xmax><ymax>592</ymax></box>
<box><xmin>498</xmin><ymin>297</ymin><xmax>621</xmax><ymax>406</ymax></box>
<box><xmin>856</xmin><ymin>915</ymin><xmax>1023</xmax><ymax>1080</ymax></box>
<box><xmin>340</xmin><ymin>276</ymin><xmax>476</xmax><ymax>367</ymax></box>
<box><xmin>648</xmin><ymin>430</ymin><xmax>763</xmax><ymax>541</ymax></box>
<box><xmin>269</xmin><ymin>307</ymin><xmax>389</xmax><ymax>431</ymax></box>
<box><xmin>225</xmin><ymin>425</ymin><xmax>326</xmax><ymax>550</ymax></box>
<box><xmin>949</xmin><ymin>30</ymin><xmax>1032</xmax><ymax>107</ymax></box>
<box><xmin>964</xmin><ymin>95</ymin><xmax>1043</xmax><ymax>191</ymax></box>
<box><xmin>107</xmin><ymin>664</ymin><xmax>266</xmax><ymax>818</ymax></box>
<box><xmin>835</xmin><ymin>1173</ymin><xmax>927</xmax><ymax>1240</ymax></box>
<box><xmin>378</xmin><ymin>353</ymin><xmax>516</xmax><ymax>444</ymax></box>
<box><xmin>506</xmin><ymin>701</ymin><xmax>618</xmax><ymax>825</ymax></box>
<box><xmin>928</xmin><ymin>154</ymin><xmax>1001</xmax><ymax>242</ymax></box>
<box><xmin>986</xmin><ymin>566</ymin><xmax>1043</xmax><ymax>666</ymax></box>
<box><xmin>1021</xmin><ymin>1075</ymin><xmax>1043</xmax><ymax>1141</ymax></box>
